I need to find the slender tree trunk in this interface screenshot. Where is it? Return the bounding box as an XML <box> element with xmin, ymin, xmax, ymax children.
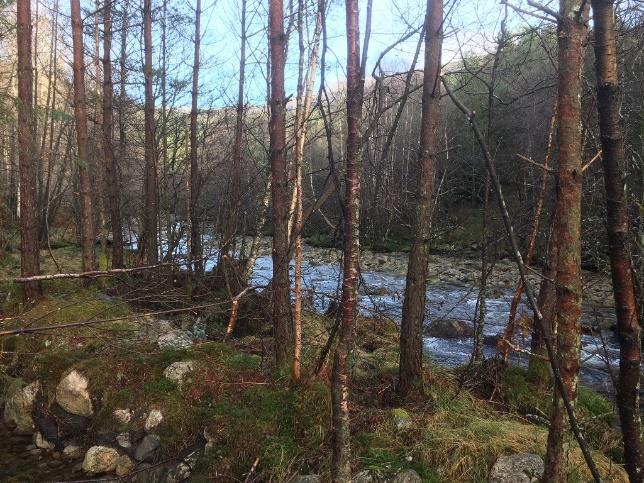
<box><xmin>142</xmin><ymin>0</ymin><xmax>158</xmax><ymax>265</ymax></box>
<box><xmin>502</xmin><ymin>109</ymin><xmax>556</xmax><ymax>363</ymax></box>
<box><xmin>16</xmin><ymin>0</ymin><xmax>42</xmax><ymax>301</ymax></box>
<box><xmin>221</xmin><ymin>0</ymin><xmax>247</xmax><ymax>258</ymax></box>
<box><xmin>188</xmin><ymin>0</ymin><xmax>203</xmax><ymax>275</ymax></box>
<box><xmin>331</xmin><ymin>0</ymin><xmax>363</xmax><ymax>478</ymax></box>
<box><xmin>118</xmin><ymin>0</ymin><xmax>129</xmax><ymax>250</ymax></box>
<box><xmin>398</xmin><ymin>0</ymin><xmax>442</xmax><ymax>397</ymax></box>
<box><xmin>94</xmin><ymin>1</ymin><xmax>108</xmax><ymax>269</ymax></box>
<box><xmin>269</xmin><ymin>0</ymin><xmax>293</xmax><ymax>369</ymax></box>
<box><xmin>528</xmin><ymin>210</ymin><xmax>558</xmax><ymax>383</ymax></box>
<box><xmin>591</xmin><ymin>0</ymin><xmax>643</xmax><ymax>479</ymax></box>
<box><xmin>544</xmin><ymin>2</ymin><xmax>590</xmax><ymax>480</ymax></box>
<box><xmin>102</xmin><ymin>0</ymin><xmax>124</xmax><ymax>268</ymax></box>
<box><xmin>292</xmin><ymin>0</ymin><xmax>323</xmax><ymax>382</ymax></box>
<box><xmin>70</xmin><ymin>0</ymin><xmax>97</xmax><ymax>272</ymax></box>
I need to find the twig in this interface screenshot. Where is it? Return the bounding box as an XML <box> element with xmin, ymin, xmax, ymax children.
<box><xmin>243</xmin><ymin>457</ymin><xmax>260</xmax><ymax>483</ymax></box>
<box><xmin>582</xmin><ymin>150</ymin><xmax>602</xmax><ymax>172</ymax></box>
<box><xmin>500</xmin><ymin>0</ymin><xmax>558</xmax><ymax>23</ymax></box>
<box><xmin>516</xmin><ymin>153</ymin><xmax>555</xmax><ymax>173</ymax></box>
<box><xmin>442</xmin><ymin>73</ymin><xmax>603</xmax><ymax>483</ymax></box>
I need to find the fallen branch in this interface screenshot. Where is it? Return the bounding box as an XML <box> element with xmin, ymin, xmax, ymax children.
<box><xmin>0</xmin><ymin>302</ymin><xmax>227</xmax><ymax>337</ymax></box>
<box><xmin>442</xmin><ymin>74</ymin><xmax>602</xmax><ymax>483</ymax></box>
<box><xmin>4</xmin><ymin>259</ymin><xmax>204</xmax><ymax>284</ymax></box>
<box><xmin>224</xmin><ymin>285</ymin><xmax>263</xmax><ymax>340</ymax></box>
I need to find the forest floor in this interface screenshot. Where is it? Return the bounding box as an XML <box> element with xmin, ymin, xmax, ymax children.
<box><xmin>0</xmin><ymin>243</ymin><xmax>628</xmax><ymax>482</ymax></box>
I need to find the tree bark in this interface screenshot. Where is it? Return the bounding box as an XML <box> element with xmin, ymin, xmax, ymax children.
<box><xmin>102</xmin><ymin>0</ymin><xmax>124</xmax><ymax>268</ymax></box>
<box><xmin>398</xmin><ymin>0</ymin><xmax>442</xmax><ymax>397</ymax></box>
<box><xmin>331</xmin><ymin>0</ymin><xmax>364</xmax><ymax>478</ymax></box>
<box><xmin>94</xmin><ymin>0</ymin><xmax>108</xmax><ymax>269</ymax></box>
<box><xmin>16</xmin><ymin>0</ymin><xmax>43</xmax><ymax>301</ymax></box>
<box><xmin>269</xmin><ymin>0</ymin><xmax>293</xmax><ymax>369</ymax></box>
<box><xmin>292</xmin><ymin>0</ymin><xmax>323</xmax><ymax>382</ymax></box>
<box><xmin>221</xmin><ymin>0</ymin><xmax>247</xmax><ymax>258</ymax></box>
<box><xmin>188</xmin><ymin>0</ymin><xmax>203</xmax><ymax>275</ymax></box>
<box><xmin>70</xmin><ymin>0</ymin><xmax>97</xmax><ymax>273</ymax></box>
<box><xmin>142</xmin><ymin>0</ymin><xmax>159</xmax><ymax>265</ymax></box>
<box><xmin>544</xmin><ymin>1</ymin><xmax>590</xmax><ymax>480</ymax></box>
<box><xmin>591</xmin><ymin>0</ymin><xmax>643</xmax><ymax>479</ymax></box>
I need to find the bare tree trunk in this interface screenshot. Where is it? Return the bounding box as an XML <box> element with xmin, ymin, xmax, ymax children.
<box><xmin>16</xmin><ymin>0</ymin><xmax>42</xmax><ymax>301</ymax></box>
<box><xmin>118</xmin><ymin>0</ymin><xmax>129</xmax><ymax>251</ymax></box>
<box><xmin>102</xmin><ymin>0</ymin><xmax>124</xmax><ymax>268</ymax></box>
<box><xmin>292</xmin><ymin>0</ymin><xmax>323</xmax><ymax>382</ymax></box>
<box><xmin>501</xmin><ymin>109</ymin><xmax>556</xmax><ymax>363</ymax></box>
<box><xmin>142</xmin><ymin>0</ymin><xmax>159</xmax><ymax>265</ymax></box>
<box><xmin>94</xmin><ymin>1</ymin><xmax>108</xmax><ymax>269</ymax></box>
<box><xmin>331</xmin><ymin>0</ymin><xmax>364</xmax><ymax>478</ymax></box>
<box><xmin>70</xmin><ymin>0</ymin><xmax>97</xmax><ymax>273</ymax></box>
<box><xmin>398</xmin><ymin>0</ymin><xmax>442</xmax><ymax>397</ymax></box>
<box><xmin>591</xmin><ymin>0</ymin><xmax>643</xmax><ymax>479</ymax></box>
<box><xmin>188</xmin><ymin>0</ymin><xmax>203</xmax><ymax>275</ymax></box>
<box><xmin>528</xmin><ymin>210</ymin><xmax>558</xmax><ymax>383</ymax></box>
<box><xmin>544</xmin><ymin>2</ymin><xmax>590</xmax><ymax>480</ymax></box>
<box><xmin>221</xmin><ymin>0</ymin><xmax>247</xmax><ymax>258</ymax></box>
<box><xmin>269</xmin><ymin>0</ymin><xmax>293</xmax><ymax>369</ymax></box>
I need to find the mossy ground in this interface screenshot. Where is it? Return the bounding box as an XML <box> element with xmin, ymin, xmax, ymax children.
<box><xmin>0</xmin><ymin>247</ymin><xmax>628</xmax><ymax>481</ymax></box>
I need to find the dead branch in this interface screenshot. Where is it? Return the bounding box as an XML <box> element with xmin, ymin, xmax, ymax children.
<box><xmin>582</xmin><ymin>150</ymin><xmax>602</xmax><ymax>172</ymax></box>
<box><xmin>516</xmin><ymin>153</ymin><xmax>555</xmax><ymax>173</ymax></box>
<box><xmin>224</xmin><ymin>285</ymin><xmax>262</xmax><ymax>340</ymax></box>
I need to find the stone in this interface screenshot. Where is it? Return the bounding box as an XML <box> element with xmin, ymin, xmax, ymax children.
<box><xmin>115</xmin><ymin>454</ymin><xmax>137</xmax><ymax>477</ymax></box>
<box><xmin>3</xmin><ymin>379</ymin><xmax>40</xmax><ymax>433</ymax></box>
<box><xmin>113</xmin><ymin>408</ymin><xmax>133</xmax><ymax>425</ymax></box>
<box><xmin>163</xmin><ymin>361</ymin><xmax>195</xmax><ymax>389</ymax></box>
<box><xmin>489</xmin><ymin>453</ymin><xmax>544</xmax><ymax>483</ymax></box>
<box><xmin>34</xmin><ymin>431</ymin><xmax>55</xmax><ymax>450</ymax></box>
<box><xmin>353</xmin><ymin>470</ymin><xmax>373</xmax><ymax>483</ymax></box>
<box><xmin>82</xmin><ymin>446</ymin><xmax>119</xmax><ymax>474</ymax></box>
<box><xmin>29</xmin><ymin>448</ymin><xmax>43</xmax><ymax>457</ymax></box>
<box><xmin>56</xmin><ymin>370</ymin><xmax>93</xmax><ymax>417</ymax></box>
<box><xmin>145</xmin><ymin>409</ymin><xmax>164</xmax><ymax>431</ymax></box>
<box><xmin>391</xmin><ymin>469</ymin><xmax>422</xmax><ymax>483</ymax></box>
<box><xmin>157</xmin><ymin>330</ymin><xmax>193</xmax><ymax>350</ymax></box>
<box><xmin>424</xmin><ymin>319</ymin><xmax>474</xmax><ymax>338</ymax></box>
<box><xmin>165</xmin><ymin>462</ymin><xmax>192</xmax><ymax>482</ymax></box>
<box><xmin>291</xmin><ymin>476</ymin><xmax>321</xmax><ymax>483</ymax></box>
<box><xmin>391</xmin><ymin>408</ymin><xmax>413</xmax><ymax>430</ymax></box>
<box><xmin>134</xmin><ymin>433</ymin><xmax>161</xmax><ymax>462</ymax></box>
<box><xmin>63</xmin><ymin>445</ymin><xmax>84</xmax><ymax>459</ymax></box>
<box><xmin>117</xmin><ymin>432</ymin><xmax>132</xmax><ymax>448</ymax></box>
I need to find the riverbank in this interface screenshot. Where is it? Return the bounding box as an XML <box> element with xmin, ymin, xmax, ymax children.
<box><xmin>0</xmin><ymin>277</ymin><xmax>628</xmax><ymax>481</ymax></box>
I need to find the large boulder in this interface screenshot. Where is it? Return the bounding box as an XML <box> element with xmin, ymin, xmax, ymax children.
<box><xmin>489</xmin><ymin>453</ymin><xmax>544</xmax><ymax>483</ymax></box>
<box><xmin>82</xmin><ymin>446</ymin><xmax>119</xmax><ymax>474</ymax></box>
<box><xmin>424</xmin><ymin>319</ymin><xmax>474</xmax><ymax>338</ymax></box>
<box><xmin>3</xmin><ymin>379</ymin><xmax>40</xmax><ymax>433</ymax></box>
<box><xmin>145</xmin><ymin>409</ymin><xmax>163</xmax><ymax>431</ymax></box>
<box><xmin>56</xmin><ymin>370</ymin><xmax>93</xmax><ymax>417</ymax></box>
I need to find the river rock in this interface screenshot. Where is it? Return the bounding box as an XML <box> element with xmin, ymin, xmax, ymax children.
<box><xmin>163</xmin><ymin>361</ymin><xmax>195</xmax><ymax>389</ymax></box>
<box><xmin>145</xmin><ymin>409</ymin><xmax>163</xmax><ymax>431</ymax></box>
<box><xmin>56</xmin><ymin>370</ymin><xmax>93</xmax><ymax>417</ymax></box>
<box><xmin>353</xmin><ymin>470</ymin><xmax>374</xmax><ymax>482</ymax></box>
<box><xmin>135</xmin><ymin>433</ymin><xmax>161</xmax><ymax>461</ymax></box>
<box><xmin>34</xmin><ymin>431</ymin><xmax>55</xmax><ymax>450</ymax></box>
<box><xmin>63</xmin><ymin>444</ymin><xmax>84</xmax><ymax>459</ymax></box>
<box><xmin>424</xmin><ymin>319</ymin><xmax>474</xmax><ymax>338</ymax></box>
<box><xmin>3</xmin><ymin>379</ymin><xmax>40</xmax><ymax>434</ymax></box>
<box><xmin>391</xmin><ymin>469</ymin><xmax>422</xmax><ymax>483</ymax></box>
<box><xmin>157</xmin><ymin>330</ymin><xmax>193</xmax><ymax>350</ymax></box>
<box><xmin>117</xmin><ymin>432</ymin><xmax>132</xmax><ymax>448</ymax></box>
<box><xmin>489</xmin><ymin>453</ymin><xmax>544</xmax><ymax>483</ymax></box>
<box><xmin>113</xmin><ymin>408</ymin><xmax>133</xmax><ymax>425</ymax></box>
<box><xmin>82</xmin><ymin>446</ymin><xmax>119</xmax><ymax>474</ymax></box>
<box><xmin>115</xmin><ymin>454</ymin><xmax>136</xmax><ymax>477</ymax></box>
